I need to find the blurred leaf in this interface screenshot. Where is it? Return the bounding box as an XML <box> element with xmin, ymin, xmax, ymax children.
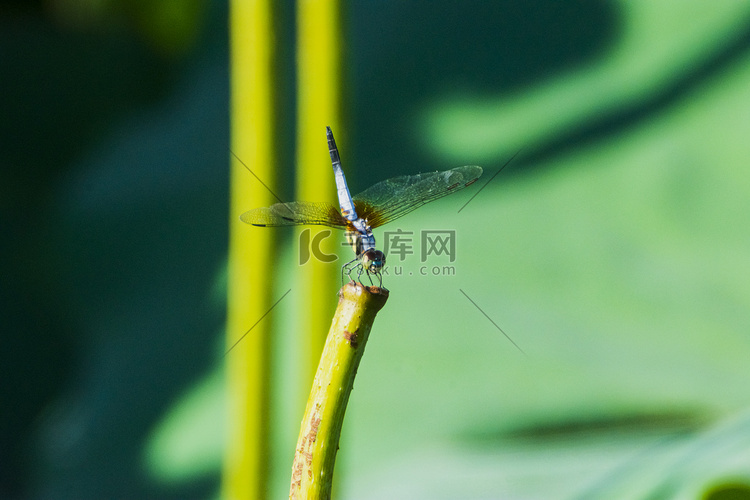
<box><xmin>144</xmin><ymin>366</ymin><xmax>225</xmax><ymax>483</ymax></box>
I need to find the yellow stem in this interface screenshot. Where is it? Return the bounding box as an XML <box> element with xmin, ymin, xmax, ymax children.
<box><xmin>289</xmin><ymin>283</ymin><xmax>389</xmax><ymax>500</ymax></box>
<box><xmin>296</xmin><ymin>0</ymin><xmax>344</xmax><ymax>384</ymax></box>
<box><xmin>224</xmin><ymin>0</ymin><xmax>277</xmax><ymax>499</ymax></box>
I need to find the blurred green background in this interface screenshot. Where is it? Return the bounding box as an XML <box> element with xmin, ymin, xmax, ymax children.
<box><xmin>3</xmin><ymin>1</ymin><xmax>750</xmax><ymax>499</ymax></box>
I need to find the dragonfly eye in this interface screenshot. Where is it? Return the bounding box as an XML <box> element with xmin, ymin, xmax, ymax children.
<box><xmin>362</xmin><ymin>249</ymin><xmax>385</xmax><ymax>272</ymax></box>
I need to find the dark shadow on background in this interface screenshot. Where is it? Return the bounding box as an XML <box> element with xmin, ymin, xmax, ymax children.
<box><xmin>348</xmin><ymin>0</ymin><xmax>621</xmax><ymax>185</ymax></box>
<box><xmin>520</xmin><ymin>16</ymin><xmax>750</xmax><ymax>171</ymax></box>
<box><xmin>349</xmin><ymin>1</ymin><xmax>750</xmax><ymax>188</ymax></box>
<box><xmin>461</xmin><ymin>407</ymin><xmax>708</xmax><ymax>447</ymax></box>
<box><xmin>0</xmin><ymin>2</ymin><xmax>226</xmax><ymax>498</ymax></box>
<box><xmin>0</xmin><ymin>14</ymin><xmax>173</xmax><ymax>500</ymax></box>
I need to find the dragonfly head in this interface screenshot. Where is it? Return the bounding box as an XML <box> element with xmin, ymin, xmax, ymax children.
<box><xmin>361</xmin><ymin>249</ymin><xmax>385</xmax><ymax>273</ymax></box>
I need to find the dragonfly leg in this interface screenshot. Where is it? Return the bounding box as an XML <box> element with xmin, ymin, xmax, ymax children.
<box><xmin>364</xmin><ymin>269</ymin><xmax>374</xmax><ymax>287</ymax></box>
<box><xmin>341</xmin><ymin>257</ymin><xmax>360</xmax><ymax>286</ymax></box>
<box><xmin>340</xmin><ymin>261</ymin><xmax>350</xmax><ymax>287</ymax></box>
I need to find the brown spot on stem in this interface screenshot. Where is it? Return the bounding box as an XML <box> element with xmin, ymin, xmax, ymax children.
<box><xmin>307</xmin><ymin>415</ymin><xmax>320</xmax><ymax>444</ymax></box>
<box><xmin>291</xmin><ymin>405</ymin><xmax>323</xmax><ymax>495</ymax></box>
<box><xmin>343</xmin><ymin>329</ymin><xmax>359</xmax><ymax>348</ymax></box>
<box><xmin>291</xmin><ymin>457</ymin><xmax>303</xmax><ymax>490</ymax></box>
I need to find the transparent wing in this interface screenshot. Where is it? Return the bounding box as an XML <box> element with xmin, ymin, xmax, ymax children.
<box><xmin>240</xmin><ymin>201</ymin><xmax>348</xmax><ymax>228</ymax></box>
<box><xmin>353</xmin><ymin>165</ymin><xmax>483</xmax><ymax>228</ymax></box>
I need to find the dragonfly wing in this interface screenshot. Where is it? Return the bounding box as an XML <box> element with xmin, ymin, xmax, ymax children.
<box><xmin>240</xmin><ymin>201</ymin><xmax>348</xmax><ymax>228</ymax></box>
<box><xmin>352</xmin><ymin>165</ymin><xmax>483</xmax><ymax>228</ymax></box>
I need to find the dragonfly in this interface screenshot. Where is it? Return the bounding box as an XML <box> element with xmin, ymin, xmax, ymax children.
<box><xmin>240</xmin><ymin>127</ymin><xmax>482</xmax><ymax>286</ymax></box>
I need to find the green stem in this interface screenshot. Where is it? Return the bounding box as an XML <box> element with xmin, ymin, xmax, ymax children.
<box><xmin>289</xmin><ymin>282</ymin><xmax>389</xmax><ymax>499</ymax></box>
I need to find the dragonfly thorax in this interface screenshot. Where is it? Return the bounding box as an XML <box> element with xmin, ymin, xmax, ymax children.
<box><xmin>345</xmin><ymin>225</ymin><xmax>376</xmax><ymax>257</ymax></box>
<box><xmin>351</xmin><ymin>218</ymin><xmax>369</xmax><ymax>234</ymax></box>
